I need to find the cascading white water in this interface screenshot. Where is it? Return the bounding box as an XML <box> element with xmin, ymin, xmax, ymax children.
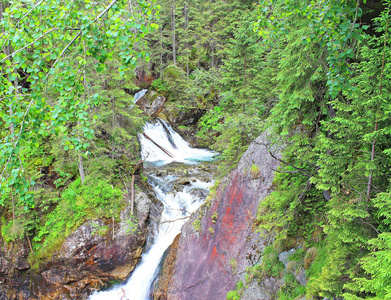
<box><xmin>134</xmin><ymin>89</ymin><xmax>148</xmax><ymax>103</ymax></box>
<box><xmin>129</xmin><ymin>89</ymin><xmax>148</xmax><ymax>110</ymax></box>
<box><xmin>89</xmin><ymin>119</ymin><xmax>215</xmax><ymax>300</ymax></box>
<box><xmin>140</xmin><ymin>119</ymin><xmax>215</xmax><ymax>165</ymax></box>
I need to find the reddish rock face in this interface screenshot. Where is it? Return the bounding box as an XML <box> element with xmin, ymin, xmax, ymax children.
<box><xmin>156</xmin><ymin>132</ymin><xmax>281</xmax><ymax>300</ymax></box>
<box><xmin>135</xmin><ymin>68</ymin><xmax>155</xmax><ymax>87</ymax></box>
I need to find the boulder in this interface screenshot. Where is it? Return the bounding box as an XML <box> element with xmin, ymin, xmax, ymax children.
<box><xmin>136</xmin><ymin>90</ymin><xmax>167</xmax><ymax>117</ymax></box>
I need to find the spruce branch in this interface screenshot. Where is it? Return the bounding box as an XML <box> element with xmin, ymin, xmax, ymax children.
<box><xmin>367</xmin><ymin>2</ymin><xmax>390</xmax><ymax>201</ymax></box>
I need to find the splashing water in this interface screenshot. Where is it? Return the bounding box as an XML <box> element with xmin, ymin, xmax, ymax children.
<box><xmin>89</xmin><ymin>120</ymin><xmax>215</xmax><ymax>300</ymax></box>
<box><xmin>140</xmin><ymin>119</ymin><xmax>215</xmax><ymax>165</ymax></box>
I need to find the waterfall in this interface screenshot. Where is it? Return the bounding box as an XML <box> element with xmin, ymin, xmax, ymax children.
<box><xmin>129</xmin><ymin>89</ymin><xmax>148</xmax><ymax>110</ymax></box>
<box><xmin>140</xmin><ymin>119</ymin><xmax>215</xmax><ymax>165</ymax></box>
<box><xmin>134</xmin><ymin>89</ymin><xmax>148</xmax><ymax>103</ymax></box>
<box><xmin>89</xmin><ymin>119</ymin><xmax>215</xmax><ymax>300</ymax></box>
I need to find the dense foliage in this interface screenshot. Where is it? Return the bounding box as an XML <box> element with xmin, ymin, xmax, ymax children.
<box><xmin>2</xmin><ymin>0</ymin><xmax>391</xmax><ymax>298</ymax></box>
<box><xmin>0</xmin><ymin>0</ymin><xmax>158</xmax><ymax>266</ymax></box>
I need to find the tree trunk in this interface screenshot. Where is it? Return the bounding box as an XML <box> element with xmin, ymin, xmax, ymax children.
<box><xmin>10</xmin><ymin>78</ymin><xmax>16</xmax><ymax>136</ymax></box>
<box><xmin>131</xmin><ymin>174</ymin><xmax>135</xmax><ymax>215</ymax></box>
<box><xmin>184</xmin><ymin>1</ymin><xmax>189</xmax><ymax>78</ymax></box>
<box><xmin>160</xmin><ymin>25</ymin><xmax>164</xmax><ymax>78</ymax></box>
<box><xmin>367</xmin><ymin>11</ymin><xmax>388</xmax><ymax>201</ymax></box>
<box><xmin>211</xmin><ymin>39</ymin><xmax>215</xmax><ymax>69</ymax></box>
<box><xmin>111</xmin><ymin>97</ymin><xmax>116</xmax><ymax>160</ymax></box>
<box><xmin>78</xmin><ymin>154</ymin><xmax>85</xmax><ymax>184</ymax></box>
<box><xmin>171</xmin><ymin>0</ymin><xmax>176</xmax><ymax>66</ymax></box>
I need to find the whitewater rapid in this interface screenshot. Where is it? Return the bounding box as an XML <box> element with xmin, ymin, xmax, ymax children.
<box><xmin>89</xmin><ymin>119</ymin><xmax>215</xmax><ymax>300</ymax></box>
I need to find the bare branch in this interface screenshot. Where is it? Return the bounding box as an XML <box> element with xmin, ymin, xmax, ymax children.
<box><xmin>0</xmin><ymin>94</ymin><xmax>31</xmax><ymax>103</ymax></box>
<box><xmin>17</xmin><ymin>0</ymin><xmax>45</xmax><ymax>27</ymax></box>
<box><xmin>159</xmin><ymin>216</ymin><xmax>190</xmax><ymax>225</ymax></box>
<box><xmin>269</xmin><ymin>151</ymin><xmax>312</xmax><ymax>177</ymax></box>
<box><xmin>359</xmin><ymin>218</ymin><xmax>380</xmax><ymax>235</ymax></box>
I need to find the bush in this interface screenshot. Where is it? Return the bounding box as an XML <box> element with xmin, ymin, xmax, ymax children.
<box><xmin>31</xmin><ymin>177</ymin><xmax>124</xmax><ymax>268</ymax></box>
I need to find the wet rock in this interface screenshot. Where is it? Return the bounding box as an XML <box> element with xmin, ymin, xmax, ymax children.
<box><xmin>135</xmin><ymin>68</ymin><xmax>154</xmax><ymax>87</ymax></box>
<box><xmin>295</xmin><ymin>267</ymin><xmax>307</xmax><ymax>286</ymax></box>
<box><xmin>153</xmin><ymin>234</ymin><xmax>180</xmax><ymax>300</ymax></box>
<box><xmin>190</xmin><ymin>189</ymin><xmax>208</xmax><ymax>199</ymax></box>
<box><xmin>279</xmin><ymin>248</ymin><xmax>307</xmax><ymax>286</ymax></box>
<box><xmin>136</xmin><ymin>90</ymin><xmax>167</xmax><ymax>117</ymax></box>
<box><xmin>0</xmin><ymin>238</ymin><xmax>31</xmax><ymax>298</ymax></box>
<box><xmin>154</xmin><ymin>131</ymin><xmax>283</xmax><ymax>300</ymax></box>
<box><xmin>173</xmin><ymin>178</ymin><xmax>190</xmax><ymax>187</ymax></box>
<box><xmin>15</xmin><ymin>258</ymin><xmax>30</xmax><ymax>270</ymax></box>
<box><xmin>173</xmin><ymin>109</ymin><xmax>206</xmax><ymax>127</ymax></box>
<box><xmin>241</xmin><ymin>276</ymin><xmax>283</xmax><ymax>300</ymax></box>
<box><xmin>0</xmin><ymin>258</ymin><xmax>10</xmax><ymax>275</ymax></box>
<box><xmin>136</xmin><ymin>89</ymin><xmax>207</xmax><ymax>147</ymax></box>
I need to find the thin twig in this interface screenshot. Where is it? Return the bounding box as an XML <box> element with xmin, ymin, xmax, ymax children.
<box><xmin>131</xmin><ymin>174</ymin><xmax>135</xmax><ymax>215</ymax></box>
<box><xmin>17</xmin><ymin>0</ymin><xmax>45</xmax><ymax>28</ymax></box>
<box><xmin>268</xmin><ymin>151</ymin><xmax>311</xmax><ymax>177</ymax></box>
<box><xmin>0</xmin><ymin>28</ymin><xmax>59</xmax><ymax>63</ymax></box>
<box><xmin>1</xmin><ymin>0</ymin><xmax>45</xmax><ymax>49</ymax></box>
<box><xmin>0</xmin><ymin>97</ymin><xmax>34</xmax><ymax>178</ymax></box>
<box><xmin>359</xmin><ymin>218</ymin><xmax>380</xmax><ymax>235</ymax></box>
<box><xmin>342</xmin><ymin>0</ymin><xmax>360</xmax><ymax>50</ymax></box>
<box><xmin>0</xmin><ymin>94</ymin><xmax>31</xmax><ymax>103</ymax></box>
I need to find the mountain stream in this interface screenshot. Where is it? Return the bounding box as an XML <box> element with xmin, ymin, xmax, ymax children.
<box><xmin>89</xmin><ymin>119</ymin><xmax>215</xmax><ymax>300</ymax></box>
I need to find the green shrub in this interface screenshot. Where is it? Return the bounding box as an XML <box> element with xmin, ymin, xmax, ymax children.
<box><xmin>226</xmin><ymin>281</ymin><xmax>244</xmax><ymax>300</ymax></box>
<box><xmin>1</xmin><ymin>218</ymin><xmax>24</xmax><ymax>243</ymax></box>
<box><xmin>278</xmin><ymin>273</ymin><xmax>306</xmax><ymax>300</ymax></box>
<box><xmin>30</xmin><ymin>177</ymin><xmax>124</xmax><ymax>268</ymax></box>
<box><xmin>193</xmin><ymin>219</ymin><xmax>201</xmax><ymax>232</ymax></box>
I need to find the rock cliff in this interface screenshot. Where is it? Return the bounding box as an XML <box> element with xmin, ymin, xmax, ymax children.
<box><xmin>0</xmin><ymin>182</ymin><xmax>162</xmax><ymax>300</ymax></box>
<box><xmin>153</xmin><ymin>132</ymin><xmax>282</xmax><ymax>299</ymax></box>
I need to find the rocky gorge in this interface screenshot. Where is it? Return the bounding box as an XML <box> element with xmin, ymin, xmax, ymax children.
<box><xmin>1</xmin><ymin>90</ymin><xmax>289</xmax><ymax>300</ymax></box>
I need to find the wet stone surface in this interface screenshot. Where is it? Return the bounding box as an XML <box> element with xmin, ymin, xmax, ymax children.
<box><xmin>153</xmin><ymin>131</ymin><xmax>283</xmax><ymax>300</ymax></box>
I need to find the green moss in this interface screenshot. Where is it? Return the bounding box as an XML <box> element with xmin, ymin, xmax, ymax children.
<box><xmin>288</xmin><ymin>248</ymin><xmax>306</xmax><ymax>263</ymax></box>
<box><xmin>250</xmin><ymin>164</ymin><xmax>261</xmax><ymax>179</ymax></box>
<box><xmin>230</xmin><ymin>259</ymin><xmax>238</xmax><ymax>274</ymax></box>
<box><xmin>260</xmin><ymin>245</ymin><xmax>285</xmax><ymax>278</ymax></box>
<box><xmin>98</xmin><ymin>226</ymin><xmax>110</xmax><ymax>237</ymax></box>
<box><xmin>226</xmin><ymin>281</ymin><xmax>244</xmax><ymax>300</ymax></box>
<box><xmin>212</xmin><ymin>211</ymin><xmax>218</xmax><ymax>223</ymax></box>
<box><xmin>192</xmin><ymin>219</ymin><xmax>201</xmax><ymax>232</ymax></box>
<box><xmin>1</xmin><ymin>218</ymin><xmax>24</xmax><ymax>244</ymax></box>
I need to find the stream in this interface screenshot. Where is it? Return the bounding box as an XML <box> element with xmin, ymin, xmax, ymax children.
<box><xmin>89</xmin><ymin>119</ymin><xmax>215</xmax><ymax>300</ymax></box>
